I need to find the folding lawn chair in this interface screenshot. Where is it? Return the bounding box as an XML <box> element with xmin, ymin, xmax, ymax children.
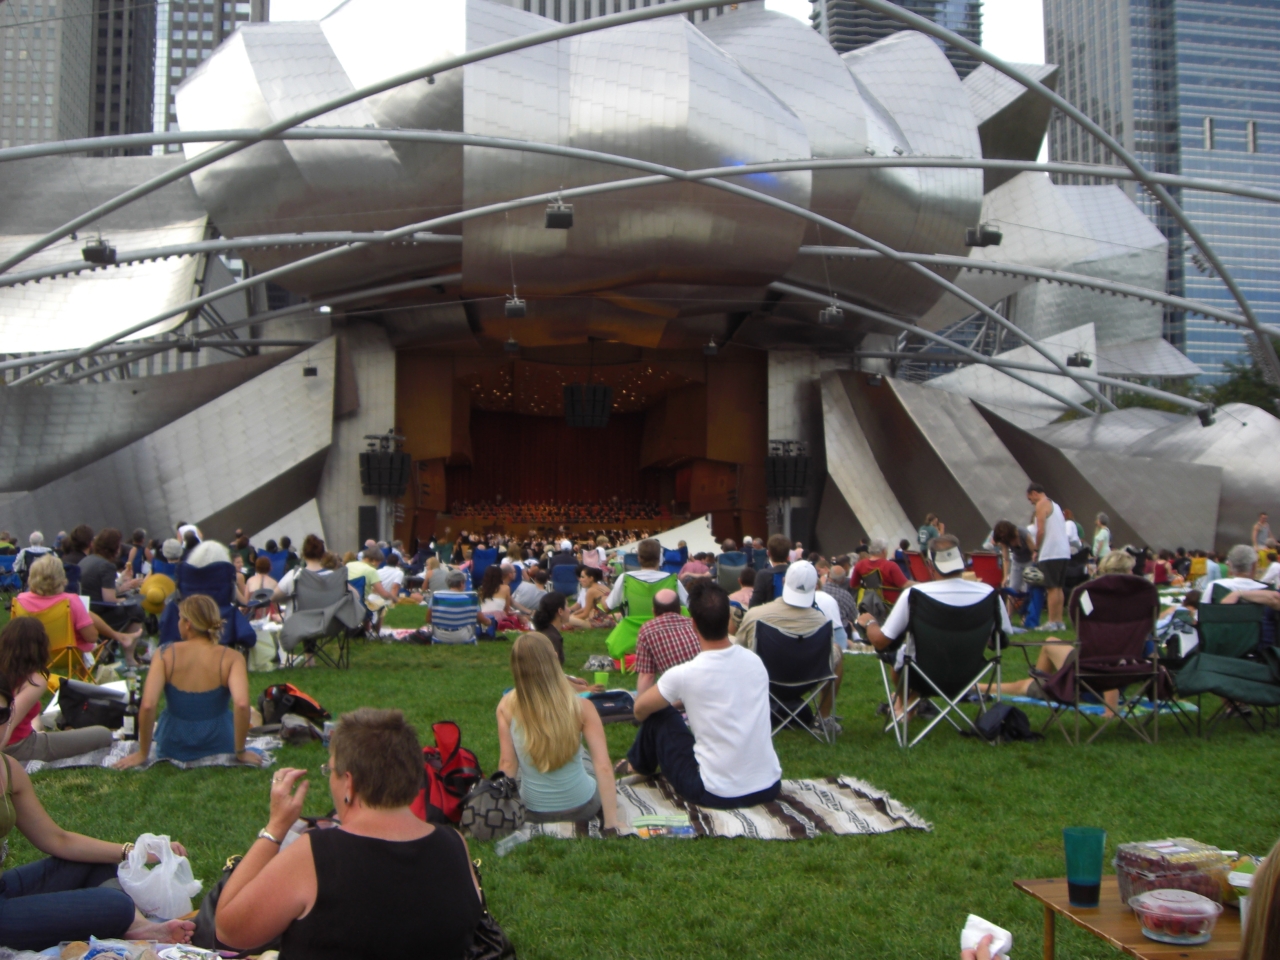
<box><xmin>905</xmin><ymin>551</ymin><xmax>932</xmax><ymax>583</ymax></box>
<box><xmin>968</xmin><ymin>552</ymin><xmax>1003</xmax><ymax>589</ymax></box>
<box><xmin>279</xmin><ymin>568</ymin><xmax>361</xmax><ymax>668</ymax></box>
<box><xmin>754</xmin><ymin>619</ymin><xmax>838</xmax><ymax>743</ymax></box>
<box><xmin>12</xmin><ymin>596</ymin><xmax>100</xmax><ymax>688</ymax></box>
<box><xmin>158</xmin><ymin>562</ymin><xmax>257</xmax><ymax>654</ymax></box>
<box><xmin>716</xmin><ymin>562</ymin><xmax>746</xmax><ymax>595</ymax></box>
<box><xmin>879</xmin><ymin>590</ymin><xmax>1005</xmax><ymax>748</ymax></box>
<box><xmin>1034</xmin><ymin>575</ymin><xmax>1174</xmax><ymax>745</ymax></box>
<box><xmin>470</xmin><ymin>548</ymin><xmax>498</xmax><ymax>585</ymax></box>
<box><xmin>661</xmin><ymin>546</ymin><xmax>688</xmax><ymax>575</ymax></box>
<box><xmin>1176</xmin><ymin>601</ymin><xmax>1279</xmax><ymax>735</ymax></box>
<box><xmin>0</xmin><ymin>555</ymin><xmax>21</xmax><ymax>607</ymax></box>
<box><xmin>429</xmin><ymin>590</ymin><xmax>482</xmax><ymax>644</ymax></box>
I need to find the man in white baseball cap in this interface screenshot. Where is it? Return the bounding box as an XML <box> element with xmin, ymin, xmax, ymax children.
<box><xmin>733</xmin><ymin>560</ymin><xmax>845</xmax><ymax>731</ymax></box>
<box><xmin>856</xmin><ymin>533</ymin><xmax>1012</xmax><ymax>716</ymax></box>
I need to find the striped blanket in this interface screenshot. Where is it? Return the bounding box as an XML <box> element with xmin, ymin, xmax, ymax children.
<box><xmin>525</xmin><ymin>775</ymin><xmax>931</xmax><ymax>840</ymax></box>
<box><xmin>22</xmin><ymin>735</ymin><xmax>280</xmax><ymax>774</ymax></box>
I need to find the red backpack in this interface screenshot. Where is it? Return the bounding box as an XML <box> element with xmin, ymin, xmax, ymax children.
<box><xmin>410</xmin><ymin>721</ymin><xmax>483</xmax><ymax>825</ymax></box>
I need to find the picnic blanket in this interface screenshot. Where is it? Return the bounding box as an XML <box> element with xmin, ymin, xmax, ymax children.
<box><xmin>524</xmin><ymin>775</ymin><xmax>931</xmax><ymax>840</ymax></box>
<box><xmin>23</xmin><ymin>735</ymin><xmax>281</xmax><ymax>774</ymax></box>
<box><xmin>1005</xmin><ymin>695</ymin><xmax>1198</xmax><ymax>717</ymax></box>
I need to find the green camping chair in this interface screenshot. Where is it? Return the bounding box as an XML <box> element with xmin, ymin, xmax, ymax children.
<box><xmin>1176</xmin><ymin>601</ymin><xmax>1280</xmax><ymax>735</ymax></box>
<box><xmin>604</xmin><ymin>571</ymin><xmax>679</xmax><ymax>661</ymax></box>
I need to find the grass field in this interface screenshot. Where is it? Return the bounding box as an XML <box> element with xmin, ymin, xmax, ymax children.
<box><xmin>12</xmin><ymin>606</ymin><xmax>1279</xmax><ymax>960</ymax></box>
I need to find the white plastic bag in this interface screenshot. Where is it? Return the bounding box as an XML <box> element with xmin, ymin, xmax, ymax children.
<box><xmin>116</xmin><ymin>833</ymin><xmax>202</xmax><ymax>919</ymax></box>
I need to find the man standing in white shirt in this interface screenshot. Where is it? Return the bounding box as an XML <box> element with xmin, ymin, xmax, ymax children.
<box><xmin>1027</xmin><ymin>483</ymin><xmax>1071</xmax><ymax>631</ymax></box>
<box><xmin>621</xmin><ymin>581</ymin><xmax>783</xmax><ymax>809</ymax></box>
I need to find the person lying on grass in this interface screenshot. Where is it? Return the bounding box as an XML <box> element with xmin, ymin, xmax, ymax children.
<box><xmin>0</xmin><ymin>683</ymin><xmax>195</xmax><ymax>950</ymax></box>
<box><xmin>215</xmin><ymin>708</ymin><xmax>483</xmax><ymax>959</ymax></box>
<box><xmin>615</xmin><ymin>580</ymin><xmax>782</xmax><ymax>810</ymax></box>
<box><xmin>497</xmin><ymin>633</ymin><xmax>619</xmax><ymax>832</ymax></box>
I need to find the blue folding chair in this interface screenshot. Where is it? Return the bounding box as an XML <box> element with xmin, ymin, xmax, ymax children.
<box><xmin>551</xmin><ymin>563</ymin><xmax>580</xmax><ymax>597</ymax></box>
<box><xmin>661</xmin><ymin>547</ymin><xmax>688</xmax><ymax>575</ymax></box>
<box><xmin>158</xmin><ymin>562</ymin><xmax>256</xmax><ymax>650</ymax></box>
<box><xmin>150</xmin><ymin>558</ymin><xmax>178</xmax><ymax>578</ymax></box>
<box><xmin>0</xmin><ymin>555</ymin><xmax>20</xmax><ymax>604</ymax></box>
<box><xmin>753</xmin><ymin>548</ymin><xmax>771</xmax><ymax>571</ymax></box>
<box><xmin>623</xmin><ymin>553</ymin><xmax>641</xmax><ymax>571</ymax></box>
<box><xmin>471</xmin><ymin>548</ymin><xmax>498</xmax><ymax>585</ymax></box>
<box><xmin>260</xmin><ymin>550</ymin><xmax>289</xmax><ymax>582</ymax></box>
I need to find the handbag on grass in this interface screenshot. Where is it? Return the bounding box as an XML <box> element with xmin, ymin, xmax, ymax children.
<box><xmin>468</xmin><ymin>859</ymin><xmax>517</xmax><ymax>960</ymax></box>
<box><xmin>460</xmin><ymin>772</ymin><xmax>526</xmax><ymax>841</ymax></box>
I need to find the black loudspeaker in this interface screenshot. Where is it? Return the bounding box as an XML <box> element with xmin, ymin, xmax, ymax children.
<box><xmin>765</xmin><ymin>455</ymin><xmax>810</xmax><ymax>498</ymax></box>
<box><xmin>359</xmin><ymin>450</ymin><xmax>412</xmax><ymax>496</ymax></box>
<box><xmin>357</xmin><ymin>505</ymin><xmax>379</xmax><ymax>545</ymax></box>
<box><xmin>564</xmin><ymin>383</ymin><xmax>613</xmax><ymax>428</ymax></box>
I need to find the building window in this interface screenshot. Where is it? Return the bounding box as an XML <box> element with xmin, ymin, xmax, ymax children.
<box><xmin>1203</xmin><ymin>116</ymin><xmax>1214</xmax><ymax>150</ymax></box>
<box><xmin>1247</xmin><ymin>120</ymin><xmax>1258</xmax><ymax>154</ymax></box>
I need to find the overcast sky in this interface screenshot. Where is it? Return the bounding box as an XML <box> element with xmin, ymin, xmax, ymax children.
<box><xmin>270</xmin><ymin>0</ymin><xmax>1046</xmax><ymax>66</ymax></box>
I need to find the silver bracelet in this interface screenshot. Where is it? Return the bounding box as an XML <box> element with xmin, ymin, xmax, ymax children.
<box><xmin>257</xmin><ymin>828</ymin><xmax>282</xmax><ymax>845</ymax></box>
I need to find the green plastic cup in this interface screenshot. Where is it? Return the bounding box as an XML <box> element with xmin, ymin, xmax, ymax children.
<box><xmin>1063</xmin><ymin>827</ymin><xmax>1106</xmax><ymax>907</ymax></box>
<box><xmin>594</xmin><ymin>671</ymin><xmax>609</xmax><ymax>687</ymax></box>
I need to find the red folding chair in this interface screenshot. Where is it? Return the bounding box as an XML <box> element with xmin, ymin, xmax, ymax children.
<box><xmin>906</xmin><ymin>551</ymin><xmax>933</xmax><ymax>582</ymax></box>
<box><xmin>968</xmin><ymin>552</ymin><xmax>1002</xmax><ymax>589</ymax></box>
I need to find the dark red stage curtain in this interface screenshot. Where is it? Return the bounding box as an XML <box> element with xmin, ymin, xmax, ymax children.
<box><xmin>449</xmin><ymin>411</ymin><xmax>648</xmax><ymax>505</ymax></box>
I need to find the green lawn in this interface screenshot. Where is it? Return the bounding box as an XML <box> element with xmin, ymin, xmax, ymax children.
<box><xmin>13</xmin><ymin>607</ymin><xmax>1278</xmax><ymax>960</ymax></box>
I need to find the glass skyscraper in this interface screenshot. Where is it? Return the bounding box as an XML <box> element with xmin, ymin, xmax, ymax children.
<box><xmin>1046</xmin><ymin>0</ymin><xmax>1280</xmax><ymax>380</ymax></box>
<box><xmin>811</xmin><ymin>0</ymin><xmax>984</xmax><ymax>78</ymax></box>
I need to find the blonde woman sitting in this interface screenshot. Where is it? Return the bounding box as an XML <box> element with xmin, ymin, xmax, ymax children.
<box><xmin>496</xmin><ymin>633</ymin><xmax>618</xmax><ymax>831</ymax></box>
<box><xmin>115</xmin><ymin>596</ymin><xmax>260</xmax><ymax>768</ymax></box>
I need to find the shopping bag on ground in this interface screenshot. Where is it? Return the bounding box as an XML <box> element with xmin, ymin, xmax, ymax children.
<box><xmin>117</xmin><ymin>832</ymin><xmax>202</xmax><ymax>919</ymax></box>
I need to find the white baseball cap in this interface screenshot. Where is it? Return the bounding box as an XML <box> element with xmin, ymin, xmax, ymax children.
<box><xmin>558</xmin><ymin>539</ymin><xmax>573</xmax><ymax>551</ymax></box>
<box><xmin>932</xmin><ymin>544</ymin><xmax>965</xmax><ymax>575</ymax></box>
<box><xmin>782</xmin><ymin>560</ymin><xmax>818</xmax><ymax>607</ymax></box>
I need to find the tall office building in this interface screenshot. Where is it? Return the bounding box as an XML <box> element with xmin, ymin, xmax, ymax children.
<box><xmin>493</xmin><ymin>0</ymin><xmax>761</xmax><ymax>25</ymax></box>
<box><xmin>90</xmin><ymin>0</ymin><xmax>155</xmax><ymax>150</ymax></box>
<box><xmin>1046</xmin><ymin>0</ymin><xmax>1280</xmax><ymax>379</ymax></box>
<box><xmin>1</xmin><ymin>0</ymin><xmax>94</xmax><ymax>149</ymax></box>
<box><xmin>810</xmin><ymin>0</ymin><xmax>983</xmax><ymax>78</ymax></box>
<box><xmin>153</xmin><ymin>0</ymin><xmax>268</xmax><ymax>152</ymax></box>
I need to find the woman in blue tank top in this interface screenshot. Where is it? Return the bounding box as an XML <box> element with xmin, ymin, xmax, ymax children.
<box><xmin>114</xmin><ymin>595</ymin><xmax>260</xmax><ymax>769</ymax></box>
<box><xmin>496</xmin><ymin>633</ymin><xmax>618</xmax><ymax>830</ymax></box>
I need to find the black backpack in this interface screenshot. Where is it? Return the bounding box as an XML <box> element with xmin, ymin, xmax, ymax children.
<box><xmin>257</xmin><ymin>683</ymin><xmax>331</xmax><ymax>725</ymax></box>
<box><xmin>972</xmin><ymin>704</ymin><xmax>1042</xmax><ymax>743</ymax></box>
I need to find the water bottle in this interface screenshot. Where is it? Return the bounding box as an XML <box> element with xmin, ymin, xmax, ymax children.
<box><xmin>495</xmin><ymin>827</ymin><xmax>531</xmax><ymax>857</ymax></box>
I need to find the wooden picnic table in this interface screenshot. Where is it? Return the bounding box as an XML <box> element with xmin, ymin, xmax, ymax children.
<box><xmin>1015</xmin><ymin>878</ymin><xmax>1240</xmax><ymax>960</ymax></box>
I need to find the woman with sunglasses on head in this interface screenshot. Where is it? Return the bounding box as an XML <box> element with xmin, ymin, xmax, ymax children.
<box><xmin>0</xmin><ymin>683</ymin><xmax>195</xmax><ymax>950</ymax></box>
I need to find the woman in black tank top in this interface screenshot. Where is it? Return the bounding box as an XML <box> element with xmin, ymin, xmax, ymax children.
<box><xmin>214</xmin><ymin>709</ymin><xmax>483</xmax><ymax>960</ymax></box>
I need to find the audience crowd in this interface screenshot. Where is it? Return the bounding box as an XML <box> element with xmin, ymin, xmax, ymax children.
<box><xmin>0</xmin><ymin>489</ymin><xmax>1276</xmax><ymax>958</ymax></box>
<box><xmin>447</xmin><ymin>498</ymin><xmax>664</xmax><ymax>525</ymax></box>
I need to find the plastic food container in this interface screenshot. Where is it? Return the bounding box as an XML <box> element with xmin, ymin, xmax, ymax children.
<box><xmin>1129</xmin><ymin>888</ymin><xmax>1223</xmax><ymax>945</ymax></box>
<box><xmin>1114</xmin><ymin>838</ymin><xmax>1232</xmax><ymax>903</ymax></box>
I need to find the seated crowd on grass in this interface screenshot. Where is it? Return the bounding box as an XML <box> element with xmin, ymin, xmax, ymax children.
<box><xmin>0</xmin><ymin>494</ymin><xmax>1277</xmax><ymax>957</ymax></box>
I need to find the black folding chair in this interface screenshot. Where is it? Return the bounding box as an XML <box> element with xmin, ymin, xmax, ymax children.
<box><xmin>879</xmin><ymin>590</ymin><xmax>1004</xmax><ymax>748</ymax></box>
<box><xmin>754</xmin><ymin>620</ymin><xmax>838</xmax><ymax>743</ymax></box>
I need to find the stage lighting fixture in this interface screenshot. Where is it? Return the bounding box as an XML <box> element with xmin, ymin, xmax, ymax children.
<box><xmin>818</xmin><ymin>305</ymin><xmax>844</xmax><ymax>325</ymax></box>
<box><xmin>504</xmin><ymin>295</ymin><xmax>527</xmax><ymax>319</ymax></box>
<box><xmin>703</xmin><ymin>338</ymin><xmax>718</xmax><ymax>357</ymax></box>
<box><xmin>965</xmin><ymin>224</ymin><xmax>1003</xmax><ymax>247</ymax></box>
<box><xmin>81</xmin><ymin>238</ymin><xmax>117</xmax><ymax>264</ymax></box>
<box><xmin>868</xmin><ymin>373</ymin><xmax>884</xmax><ymax>387</ymax></box>
<box><xmin>1066</xmin><ymin>351</ymin><xmax>1092</xmax><ymax>368</ymax></box>
<box><xmin>504</xmin><ymin>335</ymin><xmax>520</xmax><ymax>355</ymax></box>
<box><xmin>1197</xmin><ymin>405</ymin><xmax>1216</xmax><ymax>427</ymax></box>
<box><xmin>545</xmin><ymin>199</ymin><xmax>574</xmax><ymax>229</ymax></box>
<box><xmin>175</xmin><ymin>337</ymin><xmax>200</xmax><ymax>354</ymax></box>
<box><xmin>317</xmin><ymin>304</ymin><xmax>333</xmax><ymax>315</ymax></box>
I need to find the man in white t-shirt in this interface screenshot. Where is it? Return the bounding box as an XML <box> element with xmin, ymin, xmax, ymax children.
<box><xmin>622</xmin><ymin>580</ymin><xmax>782</xmax><ymax>809</ymax></box>
<box><xmin>377</xmin><ymin>553</ymin><xmax>406</xmax><ymax>599</ymax></box>
<box><xmin>857</xmin><ymin>535</ymin><xmax>1012</xmax><ymax>713</ymax></box>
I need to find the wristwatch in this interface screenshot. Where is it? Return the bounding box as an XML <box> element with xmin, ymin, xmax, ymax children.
<box><xmin>257</xmin><ymin>828</ymin><xmax>282</xmax><ymax>845</ymax></box>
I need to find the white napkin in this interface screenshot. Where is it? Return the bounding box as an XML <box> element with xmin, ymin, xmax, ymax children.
<box><xmin>961</xmin><ymin>914</ymin><xmax>1013</xmax><ymax>959</ymax></box>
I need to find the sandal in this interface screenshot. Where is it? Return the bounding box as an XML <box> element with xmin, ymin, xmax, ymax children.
<box><xmin>613</xmin><ymin>758</ymin><xmax>633</xmax><ymax>777</ymax></box>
